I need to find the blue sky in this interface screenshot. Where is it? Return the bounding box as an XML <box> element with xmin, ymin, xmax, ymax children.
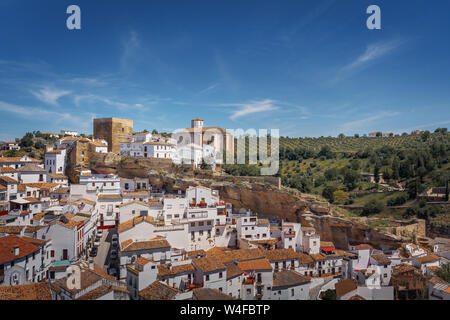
<box><xmin>0</xmin><ymin>0</ymin><xmax>449</xmax><ymax>140</ymax></box>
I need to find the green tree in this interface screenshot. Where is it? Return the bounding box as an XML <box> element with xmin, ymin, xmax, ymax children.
<box><xmin>435</xmin><ymin>264</ymin><xmax>450</xmax><ymax>282</ymax></box>
<box><xmin>391</xmin><ymin>158</ymin><xmax>400</xmax><ymax>180</ymax></box>
<box><xmin>19</xmin><ymin>132</ymin><xmax>34</xmax><ymax>148</ymax></box>
<box><xmin>374</xmin><ymin>163</ymin><xmax>380</xmax><ymax>184</ymax></box>
<box><xmin>333</xmin><ymin>190</ymin><xmax>349</xmax><ymax>205</ymax></box>
<box><xmin>322</xmin><ymin>185</ymin><xmax>337</xmax><ymax>203</ymax></box>
<box><xmin>321</xmin><ymin>289</ymin><xmax>336</xmax><ymax>300</ymax></box>
<box><xmin>343</xmin><ymin>169</ymin><xmax>359</xmax><ymax>190</ymax></box>
<box><xmin>406</xmin><ymin>178</ymin><xmax>421</xmax><ymax>199</ymax></box>
<box><xmin>362</xmin><ymin>199</ymin><xmax>384</xmax><ymax>216</ymax></box>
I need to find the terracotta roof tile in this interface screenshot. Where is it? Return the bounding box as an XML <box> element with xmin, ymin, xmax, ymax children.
<box><xmin>0</xmin><ymin>282</ymin><xmax>52</xmax><ymax>300</ymax></box>
<box><xmin>273</xmin><ymin>270</ymin><xmax>311</xmax><ymax>288</ymax></box>
<box><xmin>139</xmin><ymin>281</ymin><xmax>181</xmax><ymax>300</ymax></box>
<box><xmin>121</xmin><ymin>238</ymin><xmax>170</xmax><ymax>252</ymax></box>
<box><xmin>264</xmin><ymin>248</ymin><xmax>299</xmax><ymax>261</ymax></box>
<box><xmin>226</xmin><ymin>262</ymin><xmax>243</xmax><ymax>280</ymax></box>
<box><xmin>0</xmin><ymin>235</ymin><xmax>41</xmax><ymax>264</ymax></box>
<box><xmin>335</xmin><ymin>279</ymin><xmax>357</xmax><ymax>298</ymax></box>
<box><xmin>238</xmin><ymin>258</ymin><xmax>272</xmax><ymax>271</ymax></box>
<box><xmin>371</xmin><ymin>253</ymin><xmax>391</xmax><ymax>265</ymax></box>
<box><xmin>193</xmin><ymin>256</ymin><xmax>226</xmax><ymax>273</ymax></box>
<box><xmin>418</xmin><ymin>254</ymin><xmax>440</xmax><ymax>263</ymax></box>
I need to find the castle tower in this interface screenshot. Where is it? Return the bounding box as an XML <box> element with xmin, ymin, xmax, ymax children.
<box><xmin>93</xmin><ymin>118</ymin><xmax>133</xmax><ymax>154</ymax></box>
<box><xmin>191</xmin><ymin>118</ymin><xmax>204</xmax><ymax>129</ymax></box>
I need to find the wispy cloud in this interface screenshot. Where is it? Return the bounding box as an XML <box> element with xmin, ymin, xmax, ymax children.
<box><xmin>332</xmin><ymin>39</ymin><xmax>407</xmax><ymax>83</ymax></box>
<box><xmin>197</xmin><ymin>83</ymin><xmax>219</xmax><ymax>95</ymax></box>
<box><xmin>0</xmin><ymin>100</ymin><xmax>91</xmax><ymax>131</ymax></box>
<box><xmin>337</xmin><ymin>111</ymin><xmax>400</xmax><ymax>135</ymax></box>
<box><xmin>30</xmin><ymin>87</ymin><xmax>71</xmax><ymax>106</ymax></box>
<box><xmin>219</xmin><ymin>99</ymin><xmax>279</xmax><ymax>120</ymax></box>
<box><xmin>73</xmin><ymin>94</ymin><xmax>145</xmax><ymax>110</ymax></box>
<box><xmin>215</xmin><ymin>54</ymin><xmax>239</xmax><ymax>95</ymax></box>
<box><xmin>120</xmin><ymin>30</ymin><xmax>141</xmax><ymax>72</ymax></box>
<box><xmin>344</xmin><ymin>40</ymin><xmax>404</xmax><ymax>71</ymax></box>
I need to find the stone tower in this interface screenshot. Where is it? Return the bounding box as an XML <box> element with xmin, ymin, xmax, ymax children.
<box><xmin>93</xmin><ymin>118</ymin><xmax>133</xmax><ymax>154</ymax></box>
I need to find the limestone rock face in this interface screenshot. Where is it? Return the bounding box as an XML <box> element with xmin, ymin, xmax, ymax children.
<box><xmin>310</xmin><ymin>203</ymin><xmax>330</xmax><ymax>215</ymax></box>
<box><xmin>69</xmin><ymin>154</ymin><xmax>408</xmax><ymax>250</ymax></box>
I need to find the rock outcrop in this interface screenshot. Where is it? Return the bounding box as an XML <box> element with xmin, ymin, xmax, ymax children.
<box><xmin>69</xmin><ymin>155</ymin><xmax>409</xmax><ymax>249</ymax></box>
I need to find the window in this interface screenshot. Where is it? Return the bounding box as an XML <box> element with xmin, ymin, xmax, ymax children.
<box><xmin>219</xmin><ymin>272</ymin><xmax>223</xmax><ymax>278</ymax></box>
<box><xmin>205</xmin><ymin>275</ymin><xmax>209</xmax><ymax>281</ymax></box>
<box><xmin>291</xmin><ymin>289</ymin><xmax>295</xmax><ymax>296</ymax></box>
<box><xmin>191</xmin><ymin>222</ymin><xmax>195</xmax><ymax>227</ymax></box>
<box><xmin>384</xmin><ymin>274</ymin><xmax>387</xmax><ymax>278</ymax></box>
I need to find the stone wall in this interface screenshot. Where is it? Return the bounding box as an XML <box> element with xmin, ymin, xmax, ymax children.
<box><xmin>93</xmin><ymin>118</ymin><xmax>133</xmax><ymax>154</ymax></box>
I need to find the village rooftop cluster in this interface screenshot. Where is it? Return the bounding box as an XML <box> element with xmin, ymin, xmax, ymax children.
<box><xmin>0</xmin><ymin>117</ymin><xmax>448</xmax><ymax>301</ymax></box>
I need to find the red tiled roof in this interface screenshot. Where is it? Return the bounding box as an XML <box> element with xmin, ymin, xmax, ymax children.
<box><xmin>0</xmin><ymin>235</ymin><xmax>41</xmax><ymax>264</ymax></box>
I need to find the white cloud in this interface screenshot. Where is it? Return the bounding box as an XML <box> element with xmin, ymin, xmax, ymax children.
<box><xmin>74</xmin><ymin>94</ymin><xmax>133</xmax><ymax>110</ymax></box>
<box><xmin>221</xmin><ymin>99</ymin><xmax>279</xmax><ymax>120</ymax></box>
<box><xmin>343</xmin><ymin>39</ymin><xmax>405</xmax><ymax>72</ymax></box>
<box><xmin>31</xmin><ymin>87</ymin><xmax>71</xmax><ymax>106</ymax></box>
<box><xmin>120</xmin><ymin>30</ymin><xmax>141</xmax><ymax>72</ymax></box>
<box><xmin>198</xmin><ymin>83</ymin><xmax>219</xmax><ymax>95</ymax></box>
<box><xmin>337</xmin><ymin>111</ymin><xmax>400</xmax><ymax>135</ymax></box>
<box><xmin>0</xmin><ymin>100</ymin><xmax>90</xmax><ymax>131</ymax></box>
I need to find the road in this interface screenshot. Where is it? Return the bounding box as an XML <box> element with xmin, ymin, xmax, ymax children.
<box><xmin>93</xmin><ymin>229</ymin><xmax>111</xmax><ymax>271</ymax></box>
<box><xmin>309</xmin><ymin>276</ymin><xmax>335</xmax><ymax>300</ymax></box>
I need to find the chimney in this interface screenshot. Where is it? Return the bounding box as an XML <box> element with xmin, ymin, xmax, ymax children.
<box><xmin>13</xmin><ymin>245</ymin><xmax>19</xmax><ymax>256</ymax></box>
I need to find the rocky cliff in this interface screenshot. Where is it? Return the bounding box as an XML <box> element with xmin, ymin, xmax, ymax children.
<box><xmin>75</xmin><ymin>155</ymin><xmax>407</xmax><ymax>249</ymax></box>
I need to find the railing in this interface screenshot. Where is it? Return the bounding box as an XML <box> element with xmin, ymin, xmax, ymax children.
<box><xmin>155</xmin><ymin>225</ymin><xmax>185</xmax><ymax>232</ymax></box>
<box><xmin>188</xmin><ymin>212</ymin><xmax>209</xmax><ymax>219</ymax></box>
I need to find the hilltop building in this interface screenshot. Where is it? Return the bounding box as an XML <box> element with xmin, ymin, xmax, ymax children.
<box><xmin>173</xmin><ymin>118</ymin><xmax>234</xmax><ymax>164</ymax></box>
<box><xmin>94</xmin><ymin>118</ymin><xmax>133</xmax><ymax>154</ymax></box>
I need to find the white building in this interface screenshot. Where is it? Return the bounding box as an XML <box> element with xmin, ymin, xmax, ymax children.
<box><xmin>44</xmin><ymin>149</ymin><xmax>66</xmax><ymax>175</ymax></box>
<box><xmin>60</xmin><ymin>130</ymin><xmax>79</xmax><ymax>137</ymax></box>
<box><xmin>17</xmin><ymin>164</ymin><xmax>47</xmax><ymax>184</ymax></box>
<box><xmin>120</xmin><ymin>133</ymin><xmax>176</xmax><ymax>160</ymax></box>
<box><xmin>36</xmin><ymin>214</ymin><xmax>86</xmax><ymax>262</ymax></box>
<box><xmin>271</xmin><ymin>270</ymin><xmax>311</xmax><ymax>300</ymax></box>
<box><xmin>79</xmin><ymin>171</ymin><xmax>121</xmax><ymax>194</ymax></box>
<box><xmin>192</xmin><ymin>256</ymin><xmax>227</xmax><ymax>292</ymax></box>
<box><xmin>0</xmin><ymin>235</ymin><xmax>48</xmax><ymax>286</ymax></box>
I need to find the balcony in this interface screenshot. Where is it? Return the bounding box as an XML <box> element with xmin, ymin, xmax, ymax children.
<box><xmin>284</xmin><ymin>231</ymin><xmax>296</xmax><ymax>237</ymax></box>
<box><xmin>189</xmin><ymin>203</ymin><xmax>208</xmax><ymax>208</ymax></box>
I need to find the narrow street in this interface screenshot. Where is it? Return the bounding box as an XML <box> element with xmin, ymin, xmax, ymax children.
<box><xmin>93</xmin><ymin>229</ymin><xmax>111</xmax><ymax>271</ymax></box>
